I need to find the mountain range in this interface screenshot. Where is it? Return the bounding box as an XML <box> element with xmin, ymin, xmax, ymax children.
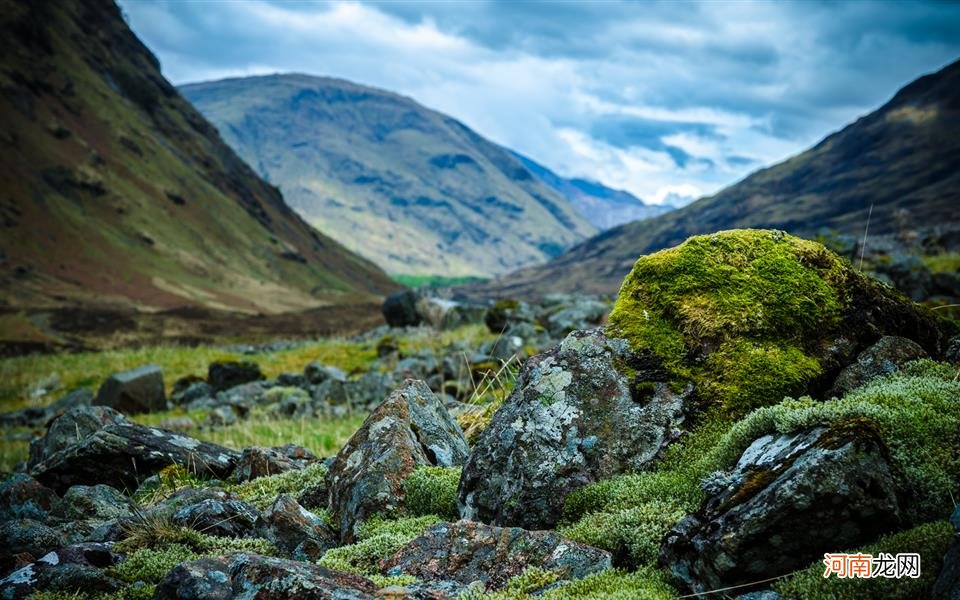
<box><xmin>181</xmin><ymin>74</ymin><xmax>597</xmax><ymax>278</ymax></box>
<box><xmin>465</xmin><ymin>58</ymin><xmax>960</xmax><ymax>298</ymax></box>
<box><xmin>0</xmin><ymin>0</ymin><xmax>397</xmax><ymax>319</ymax></box>
<box><xmin>510</xmin><ymin>152</ymin><xmax>673</xmax><ymax>230</ymax></box>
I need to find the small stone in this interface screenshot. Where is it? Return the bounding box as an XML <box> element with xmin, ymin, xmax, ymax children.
<box><xmin>94</xmin><ymin>364</ymin><xmax>166</xmax><ymax>414</ymax></box>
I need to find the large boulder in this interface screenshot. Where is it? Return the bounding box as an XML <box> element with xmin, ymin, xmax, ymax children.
<box><xmin>607</xmin><ymin>230</ymin><xmax>953</xmax><ymax>417</ymax></box>
<box><xmin>93</xmin><ymin>364</ymin><xmax>166</xmax><ymax>414</ymax></box>
<box><xmin>28</xmin><ymin>406</ymin><xmax>239</xmax><ymax>493</ymax></box>
<box><xmin>207</xmin><ymin>360</ymin><xmax>263</xmax><ymax>393</ymax></box>
<box><xmin>828</xmin><ymin>335</ymin><xmax>928</xmax><ymax>397</ymax></box>
<box><xmin>380</xmin><ymin>520</ymin><xmax>612</xmax><ymax>591</ymax></box>
<box><xmin>326</xmin><ymin>379</ymin><xmax>469</xmax><ymax>542</ymax></box>
<box><xmin>383</xmin><ymin>290</ymin><xmax>422</xmax><ymax>327</ymax></box>
<box><xmin>458</xmin><ymin>329</ymin><xmax>689</xmax><ymax>530</ymax></box>
<box><xmin>154</xmin><ymin>553</ymin><xmax>377</xmax><ymax>600</ymax></box>
<box><xmin>659</xmin><ymin>423</ymin><xmax>902</xmax><ymax>594</ymax></box>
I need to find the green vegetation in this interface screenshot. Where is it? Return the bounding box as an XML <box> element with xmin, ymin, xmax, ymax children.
<box><xmin>403</xmin><ymin>466</ymin><xmax>461</xmax><ymax>520</ymax></box>
<box><xmin>107</xmin><ymin>544</ymin><xmax>197</xmax><ymax>584</ymax></box>
<box><xmin>369</xmin><ymin>574</ymin><xmax>419</xmax><ymax>588</ymax></box>
<box><xmin>458</xmin><ymin>567</ymin><xmax>677</xmax><ymax>600</ymax></box>
<box><xmin>393</xmin><ymin>274</ymin><xmax>489</xmax><ymax>289</ymax></box>
<box><xmin>774</xmin><ymin>521</ymin><xmax>954</xmax><ymax>600</ymax></box>
<box><xmin>226</xmin><ymin>461</ymin><xmax>329</xmax><ymax>509</ymax></box>
<box><xmin>608</xmin><ymin>230</ymin><xmax>856</xmax><ymax>415</ymax></box>
<box><xmin>921</xmin><ymin>251</ymin><xmax>960</xmax><ymax>275</ymax></box>
<box><xmin>317</xmin><ymin>515</ymin><xmax>441</xmax><ymax>576</ymax></box>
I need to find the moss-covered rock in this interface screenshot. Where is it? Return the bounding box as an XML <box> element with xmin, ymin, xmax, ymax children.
<box><xmin>403</xmin><ymin>466</ymin><xmax>461</xmax><ymax>520</ymax></box>
<box><xmin>608</xmin><ymin>229</ymin><xmax>952</xmax><ymax>415</ymax></box>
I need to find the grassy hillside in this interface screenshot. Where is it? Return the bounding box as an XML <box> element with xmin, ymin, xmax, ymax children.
<box><xmin>0</xmin><ymin>0</ymin><xmax>397</xmax><ymax>317</ymax></box>
<box><xmin>470</xmin><ymin>59</ymin><xmax>960</xmax><ymax>297</ymax></box>
<box><xmin>181</xmin><ymin>74</ymin><xmax>596</xmax><ymax>278</ymax></box>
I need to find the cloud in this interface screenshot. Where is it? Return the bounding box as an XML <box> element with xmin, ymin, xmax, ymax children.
<box><xmin>119</xmin><ymin>0</ymin><xmax>960</xmax><ymax>205</ymax></box>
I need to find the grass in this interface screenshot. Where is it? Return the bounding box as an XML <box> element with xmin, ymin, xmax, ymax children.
<box><xmin>922</xmin><ymin>251</ymin><xmax>960</xmax><ymax>275</ymax></box>
<box><xmin>392</xmin><ymin>274</ymin><xmax>489</xmax><ymax>289</ymax></box>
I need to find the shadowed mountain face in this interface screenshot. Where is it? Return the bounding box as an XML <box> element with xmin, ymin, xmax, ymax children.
<box><xmin>0</xmin><ymin>0</ymin><xmax>397</xmax><ymax>314</ymax></box>
<box><xmin>510</xmin><ymin>151</ymin><xmax>673</xmax><ymax>230</ymax></box>
<box><xmin>181</xmin><ymin>74</ymin><xmax>596</xmax><ymax>278</ymax></box>
<box><xmin>467</xmin><ymin>58</ymin><xmax>960</xmax><ymax>299</ymax></box>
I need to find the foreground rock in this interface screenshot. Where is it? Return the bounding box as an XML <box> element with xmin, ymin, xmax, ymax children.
<box><xmin>255</xmin><ymin>495</ymin><xmax>337</xmax><ymax>560</ymax></box>
<box><xmin>28</xmin><ymin>406</ymin><xmax>239</xmax><ymax>493</ymax></box>
<box><xmin>93</xmin><ymin>364</ymin><xmax>166</xmax><ymax>414</ymax></box>
<box><xmin>172</xmin><ymin>497</ymin><xmax>260</xmax><ymax>538</ymax></box>
<box><xmin>327</xmin><ymin>379</ymin><xmax>469</xmax><ymax>542</ymax></box>
<box><xmin>659</xmin><ymin>423</ymin><xmax>901</xmax><ymax>594</ymax></box>
<box><xmin>380</xmin><ymin>520</ymin><xmax>611</xmax><ymax>591</ymax></box>
<box><xmin>154</xmin><ymin>553</ymin><xmax>377</xmax><ymax>599</ymax></box>
<box><xmin>0</xmin><ymin>543</ymin><xmax>123</xmax><ymax>599</ymax></box>
<box><xmin>932</xmin><ymin>505</ymin><xmax>960</xmax><ymax>600</ymax></box>
<box><xmin>459</xmin><ymin>329</ymin><xmax>688</xmax><ymax>529</ymax></box>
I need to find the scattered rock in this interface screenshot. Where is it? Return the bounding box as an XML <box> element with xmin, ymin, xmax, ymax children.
<box><xmin>93</xmin><ymin>364</ymin><xmax>166</xmax><ymax>414</ymax></box>
<box><xmin>0</xmin><ymin>519</ymin><xmax>67</xmax><ymax>566</ymax></box>
<box><xmin>172</xmin><ymin>497</ymin><xmax>260</xmax><ymax>538</ymax></box>
<box><xmin>828</xmin><ymin>335</ymin><xmax>928</xmax><ymax>397</ymax></box>
<box><xmin>416</xmin><ymin>297</ymin><xmax>485</xmax><ymax>330</ymax></box>
<box><xmin>255</xmin><ymin>494</ymin><xmax>337</xmax><ymax>560</ymax></box>
<box><xmin>931</xmin><ymin>504</ymin><xmax>960</xmax><ymax>600</ymax></box>
<box><xmin>327</xmin><ymin>379</ymin><xmax>469</xmax><ymax>542</ymax></box>
<box><xmin>383</xmin><ymin>290</ymin><xmax>422</xmax><ymax>327</ymax></box>
<box><xmin>203</xmin><ymin>405</ymin><xmax>238</xmax><ymax>427</ymax></box>
<box><xmin>0</xmin><ymin>543</ymin><xmax>123</xmax><ymax>600</ymax></box>
<box><xmin>170</xmin><ymin>376</ymin><xmax>212</xmax><ymax>406</ymax></box>
<box><xmin>28</xmin><ymin>406</ymin><xmax>239</xmax><ymax>493</ymax></box>
<box><xmin>234</xmin><ymin>446</ymin><xmax>309</xmax><ymax>482</ymax></box>
<box><xmin>28</xmin><ymin>405</ymin><xmax>127</xmax><ymax>466</ymax></box>
<box><xmin>659</xmin><ymin>423</ymin><xmax>902</xmax><ymax>594</ymax></box>
<box><xmin>56</xmin><ymin>484</ymin><xmax>131</xmax><ymax>521</ymax></box>
<box><xmin>305</xmin><ymin>362</ymin><xmax>347</xmax><ymax>385</ymax></box>
<box><xmin>0</xmin><ymin>388</ymin><xmax>93</xmax><ymax>428</ymax></box>
<box><xmin>207</xmin><ymin>360</ymin><xmax>263</xmax><ymax>393</ymax></box>
<box><xmin>0</xmin><ymin>474</ymin><xmax>61</xmax><ymax>521</ymax></box>
<box><xmin>459</xmin><ymin>329</ymin><xmax>688</xmax><ymax>529</ymax></box>
<box><xmin>154</xmin><ymin>553</ymin><xmax>377</xmax><ymax>600</ymax></box>
<box><xmin>380</xmin><ymin>520</ymin><xmax>611</xmax><ymax>591</ymax></box>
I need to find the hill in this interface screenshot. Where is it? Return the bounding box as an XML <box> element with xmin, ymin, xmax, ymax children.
<box><xmin>0</xmin><ymin>0</ymin><xmax>396</xmax><ymax>322</ymax></box>
<box><xmin>181</xmin><ymin>74</ymin><xmax>596</xmax><ymax>278</ymax></box>
<box><xmin>467</xmin><ymin>58</ymin><xmax>960</xmax><ymax>298</ymax></box>
<box><xmin>511</xmin><ymin>151</ymin><xmax>672</xmax><ymax>230</ymax></box>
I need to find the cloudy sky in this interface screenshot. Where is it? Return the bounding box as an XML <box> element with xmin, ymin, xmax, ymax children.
<box><xmin>119</xmin><ymin>0</ymin><xmax>960</xmax><ymax>205</ymax></box>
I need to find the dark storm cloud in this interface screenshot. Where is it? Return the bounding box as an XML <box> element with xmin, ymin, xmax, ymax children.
<box><xmin>119</xmin><ymin>0</ymin><xmax>960</xmax><ymax>203</ymax></box>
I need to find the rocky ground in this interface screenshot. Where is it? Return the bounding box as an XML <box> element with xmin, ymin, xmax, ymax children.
<box><xmin>1</xmin><ymin>229</ymin><xmax>959</xmax><ymax>599</ymax></box>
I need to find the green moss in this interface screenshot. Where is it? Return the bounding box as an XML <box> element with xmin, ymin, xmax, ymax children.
<box><xmin>559</xmin><ymin>500</ymin><xmax>688</xmax><ymax>567</ymax></box>
<box><xmin>226</xmin><ymin>461</ymin><xmax>328</xmax><ymax>509</ymax></box>
<box><xmin>368</xmin><ymin>574</ymin><xmax>419</xmax><ymax>588</ymax></box>
<box><xmin>608</xmin><ymin>230</ymin><xmax>851</xmax><ymax>415</ymax></box>
<box><xmin>403</xmin><ymin>466</ymin><xmax>461</xmax><ymax>520</ymax></box>
<box><xmin>106</xmin><ymin>544</ymin><xmax>197</xmax><ymax>584</ymax></box>
<box><xmin>774</xmin><ymin>521</ymin><xmax>954</xmax><ymax>600</ymax></box>
<box><xmin>318</xmin><ymin>515</ymin><xmax>441</xmax><ymax>577</ymax></box>
<box><xmin>540</xmin><ymin>567</ymin><xmax>677</xmax><ymax>600</ymax></box>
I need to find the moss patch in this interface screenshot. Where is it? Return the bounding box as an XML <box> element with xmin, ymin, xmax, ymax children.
<box><xmin>403</xmin><ymin>466</ymin><xmax>461</xmax><ymax>520</ymax></box>
<box><xmin>608</xmin><ymin>229</ymin><xmax>851</xmax><ymax>415</ymax></box>
<box><xmin>774</xmin><ymin>521</ymin><xmax>953</xmax><ymax>600</ymax></box>
<box><xmin>317</xmin><ymin>515</ymin><xmax>441</xmax><ymax>577</ymax></box>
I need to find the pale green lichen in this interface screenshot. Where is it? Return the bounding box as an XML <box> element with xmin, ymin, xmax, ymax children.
<box><xmin>106</xmin><ymin>544</ymin><xmax>197</xmax><ymax>584</ymax></box>
<box><xmin>225</xmin><ymin>461</ymin><xmax>328</xmax><ymax>509</ymax></box>
<box><xmin>318</xmin><ymin>515</ymin><xmax>441</xmax><ymax>576</ymax></box>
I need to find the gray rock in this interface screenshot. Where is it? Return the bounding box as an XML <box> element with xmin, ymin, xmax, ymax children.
<box><xmin>544</xmin><ymin>299</ymin><xmax>608</xmax><ymax>338</ymax></box>
<box><xmin>172</xmin><ymin>497</ymin><xmax>260</xmax><ymax>538</ymax></box>
<box><xmin>57</xmin><ymin>484</ymin><xmax>130</xmax><ymax>521</ymax></box>
<box><xmin>0</xmin><ymin>543</ymin><xmax>122</xmax><ymax>600</ymax></box>
<box><xmin>276</xmin><ymin>372</ymin><xmax>308</xmax><ymax>388</ymax></box>
<box><xmin>327</xmin><ymin>380</ymin><xmax>469</xmax><ymax>542</ymax></box>
<box><xmin>28</xmin><ymin>405</ymin><xmax>128</xmax><ymax>468</ymax></box>
<box><xmin>203</xmin><ymin>405</ymin><xmax>238</xmax><ymax>427</ymax></box>
<box><xmin>28</xmin><ymin>406</ymin><xmax>239</xmax><ymax>493</ymax></box>
<box><xmin>304</xmin><ymin>362</ymin><xmax>348</xmax><ymax>385</ymax></box>
<box><xmin>234</xmin><ymin>445</ymin><xmax>307</xmax><ymax>482</ymax></box>
<box><xmin>255</xmin><ymin>494</ymin><xmax>337</xmax><ymax>560</ymax></box>
<box><xmin>829</xmin><ymin>335</ymin><xmax>928</xmax><ymax>397</ymax></box>
<box><xmin>416</xmin><ymin>297</ymin><xmax>485</xmax><ymax>330</ymax></box>
<box><xmin>0</xmin><ymin>519</ymin><xmax>67</xmax><ymax>563</ymax></box>
<box><xmin>380</xmin><ymin>520</ymin><xmax>612</xmax><ymax>591</ymax></box>
<box><xmin>265</xmin><ymin>387</ymin><xmax>313</xmax><ymax>418</ymax></box>
<box><xmin>171</xmin><ymin>379</ymin><xmax>213</xmax><ymax>406</ymax></box>
<box><xmin>0</xmin><ymin>389</ymin><xmax>93</xmax><ymax>428</ymax></box>
<box><xmin>0</xmin><ymin>474</ymin><xmax>61</xmax><ymax>521</ymax></box>
<box><xmin>932</xmin><ymin>504</ymin><xmax>960</xmax><ymax>600</ymax></box>
<box><xmin>207</xmin><ymin>360</ymin><xmax>263</xmax><ymax>393</ymax></box>
<box><xmin>659</xmin><ymin>424</ymin><xmax>902</xmax><ymax>594</ymax></box>
<box><xmin>155</xmin><ymin>554</ymin><xmax>377</xmax><ymax>599</ymax></box>
<box><xmin>459</xmin><ymin>329</ymin><xmax>688</xmax><ymax>529</ymax></box>
<box><xmin>93</xmin><ymin>364</ymin><xmax>166</xmax><ymax>414</ymax></box>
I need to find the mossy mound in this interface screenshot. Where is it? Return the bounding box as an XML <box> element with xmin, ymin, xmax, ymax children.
<box><xmin>608</xmin><ymin>229</ymin><xmax>949</xmax><ymax>415</ymax></box>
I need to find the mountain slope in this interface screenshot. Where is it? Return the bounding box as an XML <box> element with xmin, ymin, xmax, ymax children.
<box><xmin>0</xmin><ymin>0</ymin><xmax>396</xmax><ymax>315</ymax></box>
<box><xmin>181</xmin><ymin>74</ymin><xmax>596</xmax><ymax>278</ymax></box>
<box><xmin>510</xmin><ymin>151</ymin><xmax>673</xmax><ymax>230</ymax></box>
<box><xmin>469</xmin><ymin>58</ymin><xmax>960</xmax><ymax>298</ymax></box>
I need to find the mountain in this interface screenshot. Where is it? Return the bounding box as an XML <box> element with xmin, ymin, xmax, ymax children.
<box><xmin>510</xmin><ymin>151</ymin><xmax>673</xmax><ymax>230</ymax></box>
<box><xmin>0</xmin><ymin>0</ymin><xmax>397</xmax><ymax>316</ymax></box>
<box><xmin>181</xmin><ymin>75</ymin><xmax>596</xmax><ymax>278</ymax></box>
<box><xmin>466</xmin><ymin>58</ymin><xmax>960</xmax><ymax>298</ymax></box>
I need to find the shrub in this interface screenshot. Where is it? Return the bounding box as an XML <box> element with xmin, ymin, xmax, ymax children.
<box><xmin>774</xmin><ymin>521</ymin><xmax>953</xmax><ymax>600</ymax></box>
<box><xmin>403</xmin><ymin>466</ymin><xmax>461</xmax><ymax>519</ymax></box>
